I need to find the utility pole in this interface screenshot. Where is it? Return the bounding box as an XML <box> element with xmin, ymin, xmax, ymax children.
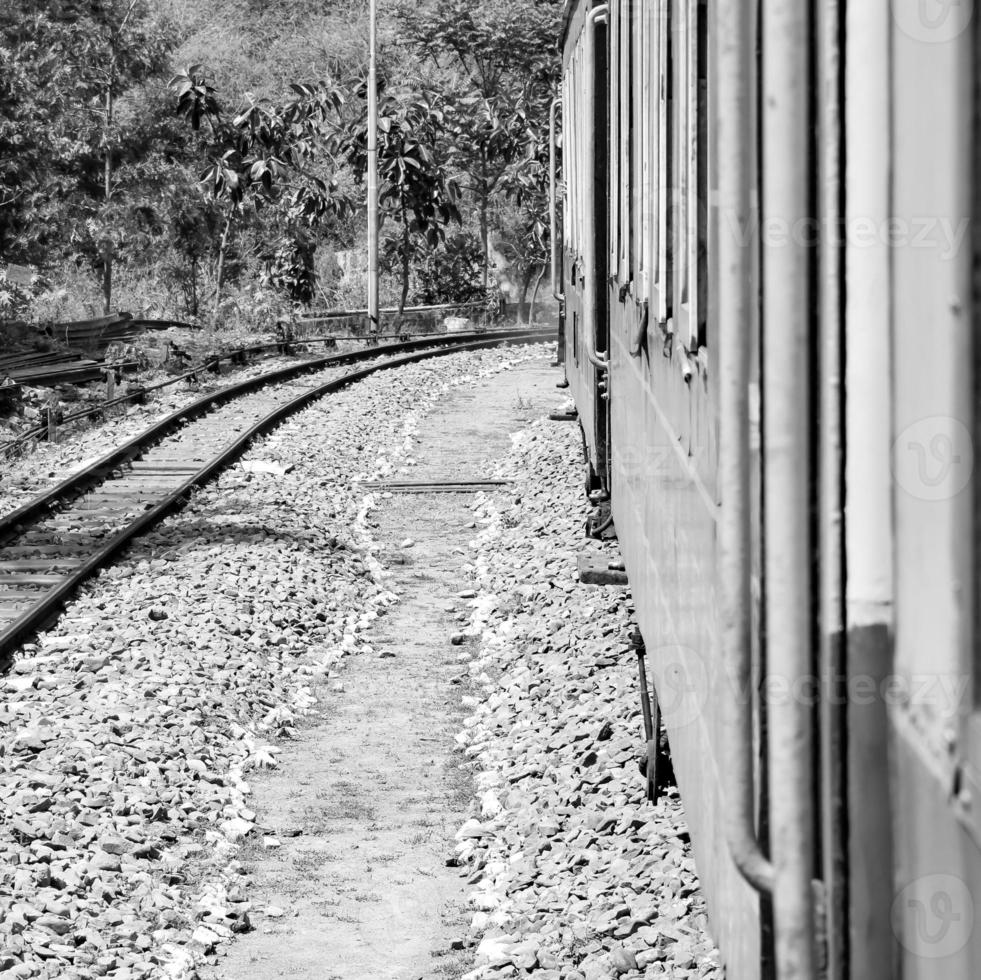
<box><xmin>367</xmin><ymin>0</ymin><xmax>379</xmax><ymax>336</ymax></box>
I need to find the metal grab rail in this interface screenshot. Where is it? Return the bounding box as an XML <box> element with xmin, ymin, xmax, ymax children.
<box><xmin>717</xmin><ymin>0</ymin><xmax>776</xmax><ymax>897</ymax></box>
<box><xmin>762</xmin><ymin>0</ymin><xmax>818</xmax><ymax>976</ymax></box>
<box><xmin>549</xmin><ymin>97</ymin><xmax>564</xmax><ymax>303</ymax></box>
<box><xmin>582</xmin><ymin>4</ymin><xmax>609</xmax><ymax>373</ymax></box>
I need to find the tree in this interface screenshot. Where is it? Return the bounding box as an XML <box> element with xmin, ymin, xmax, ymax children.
<box><xmin>398</xmin><ymin>0</ymin><xmax>562</xmax><ymax>288</ymax></box>
<box><xmin>170</xmin><ymin>66</ymin><xmax>349</xmax><ymax>316</ymax></box>
<box><xmin>0</xmin><ymin>9</ymin><xmax>67</xmax><ymax>264</ymax></box>
<box><xmin>342</xmin><ymin>91</ymin><xmax>461</xmax><ymax>318</ymax></box>
<box><xmin>499</xmin><ymin>135</ymin><xmax>553</xmax><ymax>322</ymax></box>
<box><xmin>85</xmin><ymin>0</ymin><xmax>172</xmax><ymax>313</ymax></box>
<box><xmin>0</xmin><ymin>0</ymin><xmax>172</xmax><ymax>310</ymax></box>
<box><xmin>413</xmin><ymin>231</ymin><xmax>485</xmax><ymax>306</ymax></box>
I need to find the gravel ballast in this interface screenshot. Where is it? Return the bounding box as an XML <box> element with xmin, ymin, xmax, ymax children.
<box><xmin>0</xmin><ymin>344</ymin><xmax>368</xmax><ymax>520</ymax></box>
<box><xmin>450</xmin><ymin>418</ymin><xmax>722</xmax><ymax>980</ymax></box>
<box><xmin>0</xmin><ymin>341</ymin><xmax>721</xmax><ymax>980</ymax></box>
<box><xmin>0</xmin><ymin>344</ymin><xmax>549</xmax><ymax>979</ymax></box>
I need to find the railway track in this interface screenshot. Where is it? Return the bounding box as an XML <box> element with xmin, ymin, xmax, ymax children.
<box><xmin>0</xmin><ymin>328</ymin><xmax>552</xmax><ymax>662</ymax></box>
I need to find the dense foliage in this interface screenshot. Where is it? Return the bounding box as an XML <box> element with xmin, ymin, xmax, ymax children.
<box><xmin>0</xmin><ymin>0</ymin><xmax>562</xmax><ymax>325</ymax></box>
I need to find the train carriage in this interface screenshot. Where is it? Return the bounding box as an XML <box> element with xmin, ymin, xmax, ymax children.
<box><xmin>554</xmin><ymin>1</ymin><xmax>981</xmax><ymax>977</ymax></box>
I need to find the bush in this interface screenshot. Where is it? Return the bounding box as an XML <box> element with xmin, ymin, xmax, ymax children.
<box><xmin>0</xmin><ymin>265</ymin><xmax>46</xmax><ymax>321</ymax></box>
<box><xmin>413</xmin><ymin>232</ymin><xmax>486</xmax><ymax>306</ymax></box>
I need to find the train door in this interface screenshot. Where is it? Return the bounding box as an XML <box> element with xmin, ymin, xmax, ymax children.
<box><xmin>756</xmin><ymin>3</ymin><xmax>896</xmax><ymax>976</ymax></box>
<box><xmin>786</xmin><ymin>2</ymin><xmax>981</xmax><ymax>977</ymax></box>
<box><xmin>754</xmin><ymin>2</ymin><xmax>847</xmax><ymax>977</ymax></box>
<box><xmin>560</xmin><ymin>2</ymin><xmax>610</xmax><ymax>495</ymax></box>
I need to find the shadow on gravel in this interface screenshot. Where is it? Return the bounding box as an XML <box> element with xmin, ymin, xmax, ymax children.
<box><xmin>137</xmin><ymin>515</ymin><xmax>346</xmax><ymax>557</ymax></box>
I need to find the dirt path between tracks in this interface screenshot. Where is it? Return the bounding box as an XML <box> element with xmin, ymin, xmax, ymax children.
<box><xmin>202</xmin><ymin>357</ymin><xmax>559</xmax><ymax>980</ymax></box>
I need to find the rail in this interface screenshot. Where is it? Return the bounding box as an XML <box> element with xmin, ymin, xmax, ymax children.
<box><xmin>0</xmin><ymin>325</ymin><xmax>526</xmax><ymax>459</ymax></box>
<box><xmin>0</xmin><ymin>328</ymin><xmax>554</xmax><ymax>662</ymax></box>
<box><xmin>763</xmin><ymin>0</ymin><xmax>818</xmax><ymax>975</ymax></box>
<box><xmin>717</xmin><ymin>0</ymin><xmax>775</xmax><ymax>897</ymax></box>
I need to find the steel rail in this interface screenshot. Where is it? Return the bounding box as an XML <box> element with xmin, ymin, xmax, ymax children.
<box><xmin>0</xmin><ymin>329</ymin><xmax>546</xmax><ymax>540</ymax></box>
<box><xmin>0</xmin><ymin>331</ymin><xmax>553</xmax><ymax>661</ymax></box>
<box><xmin>297</xmin><ymin>299</ymin><xmax>488</xmax><ymax>322</ymax></box>
<box><xmin>0</xmin><ymin>328</ymin><xmax>538</xmax><ymax>456</ymax></box>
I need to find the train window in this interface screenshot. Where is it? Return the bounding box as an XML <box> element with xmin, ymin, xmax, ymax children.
<box><xmin>562</xmin><ymin>72</ymin><xmax>571</xmax><ymax>253</ymax></box>
<box><xmin>576</xmin><ymin>43</ymin><xmax>593</xmax><ymax>264</ymax></box>
<box><xmin>570</xmin><ymin>57</ymin><xmax>579</xmax><ymax>259</ymax></box>
<box><xmin>638</xmin><ymin>0</ymin><xmax>652</xmax><ymax>293</ymax></box>
<box><xmin>646</xmin><ymin>1</ymin><xmax>660</xmax><ymax>298</ymax></box>
<box><xmin>608</xmin><ymin>1</ymin><xmax>619</xmax><ymax>274</ymax></box>
<box><xmin>655</xmin><ymin>0</ymin><xmax>673</xmax><ymax>327</ymax></box>
<box><xmin>695</xmin><ymin>0</ymin><xmax>708</xmax><ymax>348</ymax></box>
<box><xmin>630</xmin><ymin>0</ymin><xmax>644</xmax><ymax>291</ymax></box>
<box><xmin>608</xmin><ymin>2</ymin><xmax>617</xmax><ymax>272</ymax></box>
<box><xmin>676</xmin><ymin>0</ymin><xmax>690</xmax><ymax>313</ymax></box>
<box><xmin>569</xmin><ymin>52</ymin><xmax>582</xmax><ymax>261</ymax></box>
<box><xmin>577</xmin><ymin>48</ymin><xmax>584</xmax><ymax>259</ymax></box>
<box><xmin>567</xmin><ymin>61</ymin><xmax>576</xmax><ymax>258</ymax></box>
<box><xmin>616</xmin><ymin>0</ymin><xmax>631</xmax><ymax>283</ymax></box>
<box><xmin>667</xmin><ymin>0</ymin><xmax>707</xmax><ymax>350</ymax></box>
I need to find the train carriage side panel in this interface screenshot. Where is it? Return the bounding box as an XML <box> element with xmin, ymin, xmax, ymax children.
<box><xmin>889</xmin><ymin>2</ymin><xmax>981</xmax><ymax>976</ymax></box>
<box><xmin>604</xmin><ymin>1</ymin><xmax>764</xmax><ymax>977</ymax></box>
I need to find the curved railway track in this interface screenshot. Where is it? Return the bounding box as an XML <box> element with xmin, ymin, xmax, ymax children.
<box><xmin>2</xmin><ymin>330</ymin><xmax>482</xmax><ymax>456</ymax></box>
<box><xmin>0</xmin><ymin>328</ymin><xmax>552</xmax><ymax>662</ymax></box>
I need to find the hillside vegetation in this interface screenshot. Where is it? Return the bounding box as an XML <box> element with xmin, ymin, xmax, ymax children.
<box><xmin>0</xmin><ymin>0</ymin><xmax>561</xmax><ymax>326</ymax></box>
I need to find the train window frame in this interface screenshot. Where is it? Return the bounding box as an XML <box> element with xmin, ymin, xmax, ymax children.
<box><xmin>617</xmin><ymin>0</ymin><xmax>631</xmax><ymax>285</ymax></box>
<box><xmin>638</xmin><ymin>0</ymin><xmax>653</xmax><ymax>298</ymax></box>
<box><xmin>675</xmin><ymin>0</ymin><xmax>690</xmax><ymax>320</ymax></box>
<box><xmin>646</xmin><ymin>0</ymin><xmax>660</xmax><ymax>302</ymax></box>
<box><xmin>608</xmin><ymin>1</ymin><xmax>617</xmax><ymax>273</ymax></box>
<box><xmin>668</xmin><ymin>0</ymin><xmax>705</xmax><ymax>351</ymax></box>
<box><xmin>570</xmin><ymin>47</ymin><xmax>583</xmax><ymax>264</ymax></box>
<box><xmin>692</xmin><ymin>0</ymin><xmax>708</xmax><ymax>350</ymax></box>
<box><xmin>580</xmin><ymin>42</ymin><xmax>587</xmax><ymax>261</ymax></box>
<box><xmin>608</xmin><ymin>1</ymin><xmax>619</xmax><ymax>277</ymax></box>
<box><xmin>571</xmin><ymin>52</ymin><xmax>580</xmax><ymax>261</ymax></box>
<box><xmin>630</xmin><ymin>0</ymin><xmax>646</xmax><ymax>298</ymax></box>
<box><xmin>562</xmin><ymin>71</ymin><xmax>571</xmax><ymax>253</ymax></box>
<box><xmin>653</xmin><ymin>0</ymin><xmax>672</xmax><ymax>330</ymax></box>
<box><xmin>616</xmin><ymin>0</ymin><xmax>633</xmax><ymax>284</ymax></box>
<box><xmin>568</xmin><ymin>57</ymin><xmax>576</xmax><ymax>260</ymax></box>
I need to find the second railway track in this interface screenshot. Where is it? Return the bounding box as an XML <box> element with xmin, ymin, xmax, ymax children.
<box><xmin>0</xmin><ymin>329</ymin><xmax>552</xmax><ymax>662</ymax></box>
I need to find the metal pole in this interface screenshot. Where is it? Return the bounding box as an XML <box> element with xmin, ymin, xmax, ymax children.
<box><xmin>718</xmin><ymin>0</ymin><xmax>775</xmax><ymax>896</ymax></box>
<box><xmin>367</xmin><ymin>0</ymin><xmax>379</xmax><ymax>337</ymax></box>
<box><xmin>762</xmin><ymin>0</ymin><xmax>817</xmax><ymax>975</ymax></box>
